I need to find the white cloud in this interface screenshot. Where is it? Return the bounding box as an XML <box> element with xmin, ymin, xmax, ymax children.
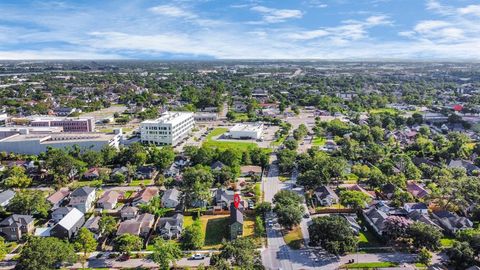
<box><xmin>458</xmin><ymin>5</ymin><xmax>480</xmax><ymax>16</ymax></box>
<box><xmin>149</xmin><ymin>5</ymin><xmax>197</xmax><ymax>18</ymax></box>
<box><xmin>250</xmin><ymin>5</ymin><xmax>303</xmax><ymax>23</ymax></box>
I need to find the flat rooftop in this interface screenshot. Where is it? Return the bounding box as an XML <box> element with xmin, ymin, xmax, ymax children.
<box><xmin>0</xmin><ymin>132</ymin><xmax>116</xmax><ymax>143</ymax></box>
<box><xmin>141</xmin><ymin>111</ymin><xmax>193</xmax><ymax>126</ymax></box>
<box><xmin>230</xmin><ymin>123</ymin><xmax>264</xmax><ymax>132</ymax></box>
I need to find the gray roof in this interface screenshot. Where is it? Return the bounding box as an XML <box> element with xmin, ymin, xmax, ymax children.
<box><xmin>0</xmin><ymin>214</ymin><xmax>34</xmax><ymax>227</ymax></box>
<box><xmin>314</xmin><ymin>186</ymin><xmax>339</xmax><ymax>200</ymax></box>
<box><xmin>71</xmin><ymin>187</ymin><xmax>95</xmax><ymax>197</ymax></box>
<box><xmin>162</xmin><ymin>188</ymin><xmax>180</xmax><ymax>203</ymax></box>
<box><xmin>0</xmin><ymin>189</ymin><xmax>15</xmax><ymax>204</ymax></box>
<box><xmin>52</xmin><ymin>207</ymin><xmax>72</xmax><ymax>216</ymax></box>
<box><xmin>230</xmin><ymin>205</ymin><xmax>244</xmax><ymax>225</ymax></box>
<box><xmin>157</xmin><ymin>214</ymin><xmax>183</xmax><ymax>230</ymax></box>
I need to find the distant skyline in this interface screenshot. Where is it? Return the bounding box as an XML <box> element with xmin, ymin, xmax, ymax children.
<box><xmin>0</xmin><ymin>0</ymin><xmax>479</xmax><ymax>60</ymax></box>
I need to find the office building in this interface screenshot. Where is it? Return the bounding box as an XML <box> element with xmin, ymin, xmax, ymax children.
<box><xmin>30</xmin><ymin>117</ymin><xmax>95</xmax><ymax>132</ymax></box>
<box><xmin>0</xmin><ymin>129</ymin><xmax>121</xmax><ymax>155</ymax></box>
<box><xmin>140</xmin><ymin>111</ymin><xmax>194</xmax><ymax>146</ymax></box>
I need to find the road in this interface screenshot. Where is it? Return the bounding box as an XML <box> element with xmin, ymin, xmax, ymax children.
<box><xmin>261</xmin><ymin>154</ymin><xmax>339</xmax><ymax>270</ymax></box>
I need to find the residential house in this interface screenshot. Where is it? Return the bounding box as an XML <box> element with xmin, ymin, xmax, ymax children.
<box><xmin>380</xmin><ymin>183</ymin><xmax>396</xmax><ymax>200</ymax></box>
<box><xmin>407</xmin><ymin>211</ymin><xmax>440</xmax><ymax>229</ymax></box>
<box><xmin>432</xmin><ymin>210</ymin><xmax>473</xmax><ymax>234</ymax></box>
<box><xmin>341</xmin><ymin>215</ymin><xmax>361</xmax><ymax>235</ymax></box>
<box><xmin>164</xmin><ymin>163</ymin><xmax>180</xmax><ymax>178</ymax></box>
<box><xmin>131</xmin><ymin>187</ymin><xmax>159</xmax><ymax>206</ymax></box>
<box><xmin>120</xmin><ymin>206</ymin><xmax>139</xmax><ymax>220</ymax></box>
<box><xmin>117</xmin><ymin>213</ymin><xmax>155</xmax><ymax>237</ymax></box>
<box><xmin>161</xmin><ymin>188</ymin><xmax>181</xmax><ymax>208</ymax></box>
<box><xmin>313</xmin><ymin>186</ymin><xmax>339</xmax><ymax>207</ymax></box>
<box><xmin>97</xmin><ymin>190</ymin><xmax>123</xmax><ymax>210</ymax></box>
<box><xmin>448</xmin><ymin>160</ymin><xmax>480</xmax><ymax>175</ymax></box>
<box><xmin>135</xmin><ymin>166</ymin><xmax>158</xmax><ymax>180</ymax></box>
<box><xmin>157</xmin><ymin>214</ymin><xmax>183</xmax><ymax>239</ymax></box>
<box><xmin>229</xmin><ymin>205</ymin><xmax>243</xmax><ymax>240</ymax></box>
<box><xmin>0</xmin><ymin>215</ymin><xmax>35</xmax><ymax>241</ymax></box>
<box><xmin>363</xmin><ymin>207</ymin><xmax>389</xmax><ymax>236</ymax></box>
<box><xmin>83</xmin><ymin>168</ymin><xmax>100</xmax><ymax>180</ymax></box>
<box><xmin>211</xmin><ymin>161</ymin><xmax>226</xmax><ymax>171</ymax></box>
<box><xmin>0</xmin><ymin>190</ymin><xmax>15</xmax><ymax>207</ymax></box>
<box><xmin>406</xmin><ymin>181</ymin><xmax>429</xmax><ymax>199</ymax></box>
<box><xmin>47</xmin><ymin>188</ymin><xmax>70</xmax><ymax>210</ymax></box>
<box><xmin>404</xmin><ymin>203</ymin><xmax>428</xmax><ymax>214</ymax></box>
<box><xmin>83</xmin><ymin>216</ymin><xmax>101</xmax><ymax>239</ymax></box>
<box><xmin>240</xmin><ymin>165</ymin><xmax>262</xmax><ymax>177</ymax></box>
<box><xmin>347</xmin><ymin>184</ymin><xmax>375</xmax><ymax>199</ymax></box>
<box><xmin>50</xmin><ymin>208</ymin><xmax>85</xmax><ymax>239</ymax></box>
<box><xmin>214</xmin><ymin>189</ymin><xmax>235</xmax><ymax>209</ymax></box>
<box><xmin>69</xmin><ymin>187</ymin><xmax>96</xmax><ymax>213</ymax></box>
<box><xmin>52</xmin><ymin>207</ymin><xmax>73</xmax><ymax>223</ymax></box>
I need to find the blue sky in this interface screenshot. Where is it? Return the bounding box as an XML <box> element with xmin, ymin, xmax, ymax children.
<box><xmin>0</xmin><ymin>0</ymin><xmax>480</xmax><ymax>60</ymax></box>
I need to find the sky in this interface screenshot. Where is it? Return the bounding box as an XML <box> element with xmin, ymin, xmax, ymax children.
<box><xmin>0</xmin><ymin>0</ymin><xmax>480</xmax><ymax>60</ymax></box>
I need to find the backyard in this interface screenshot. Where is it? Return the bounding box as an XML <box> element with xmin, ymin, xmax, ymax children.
<box><xmin>184</xmin><ymin>215</ymin><xmax>230</xmax><ymax>249</ymax></box>
<box><xmin>283</xmin><ymin>226</ymin><xmax>304</xmax><ymax>249</ymax></box>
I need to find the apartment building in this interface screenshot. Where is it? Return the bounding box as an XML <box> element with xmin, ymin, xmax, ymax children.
<box><xmin>140</xmin><ymin>111</ymin><xmax>194</xmax><ymax>146</ymax></box>
<box><xmin>30</xmin><ymin>117</ymin><xmax>95</xmax><ymax>132</ymax></box>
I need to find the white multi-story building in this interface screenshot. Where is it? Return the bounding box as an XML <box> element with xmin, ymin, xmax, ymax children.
<box><xmin>140</xmin><ymin>112</ymin><xmax>194</xmax><ymax>146</ymax></box>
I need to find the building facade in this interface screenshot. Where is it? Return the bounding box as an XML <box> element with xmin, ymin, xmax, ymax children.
<box><xmin>30</xmin><ymin>117</ymin><xmax>95</xmax><ymax>132</ymax></box>
<box><xmin>140</xmin><ymin>112</ymin><xmax>194</xmax><ymax>146</ymax></box>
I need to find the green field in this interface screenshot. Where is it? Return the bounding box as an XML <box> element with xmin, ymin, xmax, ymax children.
<box><xmin>312</xmin><ymin>137</ymin><xmax>326</xmax><ymax>146</ymax></box>
<box><xmin>343</xmin><ymin>262</ymin><xmax>398</xmax><ymax>269</ymax></box>
<box><xmin>369</xmin><ymin>108</ymin><xmax>399</xmax><ymax>115</ymax></box>
<box><xmin>203</xmin><ymin>127</ymin><xmax>259</xmax><ymax>151</ymax></box>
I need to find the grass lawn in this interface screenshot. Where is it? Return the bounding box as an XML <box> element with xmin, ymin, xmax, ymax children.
<box><xmin>243</xmin><ymin>215</ymin><xmax>256</xmax><ymax>237</ymax></box>
<box><xmin>316</xmin><ymin>203</ymin><xmax>346</xmax><ymax>210</ymax></box>
<box><xmin>205</xmin><ymin>128</ymin><xmax>228</xmax><ymax>140</ymax></box>
<box><xmin>283</xmin><ymin>226</ymin><xmax>304</xmax><ymax>249</ymax></box>
<box><xmin>203</xmin><ymin>127</ymin><xmax>261</xmax><ymax>151</ymax></box>
<box><xmin>312</xmin><ymin>137</ymin><xmax>326</xmax><ymax>146</ymax></box>
<box><xmin>184</xmin><ymin>215</ymin><xmax>230</xmax><ymax>249</ymax></box>
<box><xmin>71</xmin><ymin>180</ymin><xmax>102</xmax><ymax>188</ymax></box>
<box><xmin>441</xmin><ymin>237</ymin><xmax>454</xmax><ymax>248</ymax></box>
<box><xmin>279</xmin><ymin>175</ymin><xmax>290</xmax><ymax>182</ymax></box>
<box><xmin>345</xmin><ymin>173</ymin><xmax>359</xmax><ymax>183</ymax></box>
<box><xmin>129</xmin><ymin>179</ymin><xmax>152</xmax><ymax>186</ymax></box>
<box><xmin>271</xmin><ymin>135</ymin><xmax>287</xmax><ymax>147</ymax></box>
<box><xmin>124</xmin><ymin>190</ymin><xmax>134</xmax><ymax>198</ymax></box>
<box><xmin>369</xmin><ymin>108</ymin><xmax>399</xmax><ymax>115</ymax></box>
<box><xmin>343</xmin><ymin>262</ymin><xmax>398</xmax><ymax>269</ymax></box>
<box><xmin>358</xmin><ymin>227</ymin><xmax>382</xmax><ymax>248</ymax></box>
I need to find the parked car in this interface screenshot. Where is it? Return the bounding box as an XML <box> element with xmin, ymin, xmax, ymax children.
<box><xmin>191</xmin><ymin>254</ymin><xmax>205</xmax><ymax>260</ymax></box>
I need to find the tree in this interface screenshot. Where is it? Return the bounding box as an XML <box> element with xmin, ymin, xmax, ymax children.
<box><xmin>272</xmin><ymin>190</ymin><xmax>304</xmax><ymax>228</ymax></box>
<box><xmin>181</xmin><ymin>165</ymin><xmax>214</xmax><ymax>207</ymax></box>
<box><xmin>274</xmin><ymin>203</ymin><xmax>303</xmax><ymax>229</ymax></box>
<box><xmin>455</xmin><ymin>228</ymin><xmax>480</xmax><ymax>253</ymax></box>
<box><xmin>308</xmin><ymin>216</ymin><xmax>357</xmax><ymax>255</ymax></box>
<box><xmin>339</xmin><ymin>190</ymin><xmax>372</xmax><ymax>209</ymax></box>
<box><xmin>180</xmin><ymin>219</ymin><xmax>204</xmax><ymax>250</ymax></box>
<box><xmin>0</xmin><ymin>236</ymin><xmax>7</xmax><ymax>261</ymax></box>
<box><xmin>383</xmin><ymin>216</ymin><xmax>412</xmax><ymax>241</ymax></box>
<box><xmin>277</xmin><ymin>149</ymin><xmax>297</xmax><ymax>173</ymax></box>
<box><xmin>99</xmin><ymin>215</ymin><xmax>117</xmax><ymax>237</ymax></box>
<box><xmin>149</xmin><ymin>146</ymin><xmax>175</xmax><ymax>171</ymax></box>
<box><xmin>211</xmin><ymin>238</ymin><xmax>263</xmax><ymax>269</ymax></box>
<box><xmin>255</xmin><ymin>202</ymin><xmax>272</xmax><ymax>217</ymax></box>
<box><xmin>113</xmin><ymin>234</ymin><xmax>143</xmax><ymax>254</ymax></box>
<box><xmin>2</xmin><ymin>165</ymin><xmax>31</xmax><ymax>188</ymax></box>
<box><xmin>151</xmin><ymin>237</ymin><xmax>183</xmax><ymax>270</ymax></box>
<box><xmin>284</xmin><ymin>139</ymin><xmax>298</xmax><ymax>150</ymax></box>
<box><xmin>407</xmin><ymin>222</ymin><xmax>442</xmax><ymax>251</ymax></box>
<box><xmin>7</xmin><ymin>190</ymin><xmax>50</xmax><ymax>218</ymax></box>
<box><xmin>138</xmin><ymin>196</ymin><xmax>168</xmax><ymax>217</ymax></box>
<box><xmin>446</xmin><ymin>241</ymin><xmax>476</xmax><ymax>269</ymax></box>
<box><xmin>81</xmin><ymin>150</ymin><xmax>104</xmax><ymax>168</ymax></box>
<box><xmin>417</xmin><ymin>248</ymin><xmax>432</xmax><ymax>266</ymax></box>
<box><xmin>44</xmin><ymin>147</ymin><xmax>86</xmax><ymax>185</ymax></box>
<box><xmin>15</xmin><ymin>237</ymin><xmax>76</xmax><ymax>270</ymax></box>
<box><xmin>74</xmin><ymin>227</ymin><xmax>97</xmax><ymax>256</ymax></box>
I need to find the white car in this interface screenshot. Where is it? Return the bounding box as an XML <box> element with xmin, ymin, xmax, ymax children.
<box><xmin>191</xmin><ymin>254</ymin><xmax>205</xmax><ymax>260</ymax></box>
